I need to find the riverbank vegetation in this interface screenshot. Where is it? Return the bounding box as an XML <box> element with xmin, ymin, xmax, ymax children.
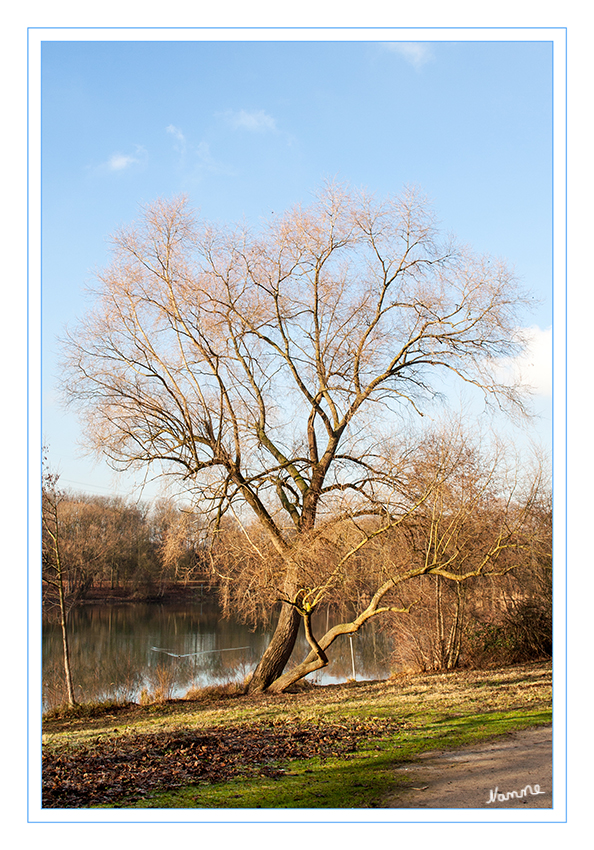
<box><xmin>42</xmin><ymin>660</ymin><xmax>552</xmax><ymax>808</ymax></box>
<box><xmin>42</xmin><ymin>455</ymin><xmax>552</xmax><ymax>708</ymax></box>
<box><xmin>58</xmin><ymin>184</ymin><xmax>551</xmax><ymax>694</ymax></box>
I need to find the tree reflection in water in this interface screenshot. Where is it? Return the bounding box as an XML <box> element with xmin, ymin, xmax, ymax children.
<box><xmin>42</xmin><ymin>601</ymin><xmax>394</xmax><ymax>708</ymax></box>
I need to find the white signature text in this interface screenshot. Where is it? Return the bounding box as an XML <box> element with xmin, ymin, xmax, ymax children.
<box><xmin>486</xmin><ymin>784</ymin><xmax>545</xmax><ymax>804</ymax></box>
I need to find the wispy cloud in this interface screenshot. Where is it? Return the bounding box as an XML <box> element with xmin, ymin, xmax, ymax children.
<box><xmin>164</xmin><ymin>124</ymin><xmax>235</xmax><ymax>179</ymax></box>
<box><xmin>166</xmin><ymin>124</ymin><xmax>186</xmax><ymax>144</ymax></box>
<box><xmin>383</xmin><ymin>42</ymin><xmax>435</xmax><ymax>70</ymax></box>
<box><xmin>195</xmin><ymin>140</ymin><xmax>235</xmax><ymax>176</ymax></box>
<box><xmin>107</xmin><ymin>153</ymin><xmax>135</xmax><ymax>171</ymax></box>
<box><xmin>222</xmin><ymin>109</ymin><xmax>277</xmax><ymax>133</ymax></box>
<box><xmin>166</xmin><ymin>124</ymin><xmax>188</xmax><ymax>166</ymax></box>
<box><xmin>104</xmin><ymin>146</ymin><xmax>148</xmax><ymax>172</ymax></box>
<box><xmin>496</xmin><ymin>326</ymin><xmax>552</xmax><ymax>397</ymax></box>
<box><xmin>166</xmin><ymin>124</ymin><xmax>187</xmax><ymax>153</ymax></box>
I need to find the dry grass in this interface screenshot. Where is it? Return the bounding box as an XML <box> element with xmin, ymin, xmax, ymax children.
<box><xmin>42</xmin><ymin>660</ymin><xmax>551</xmax><ymax>753</ymax></box>
<box><xmin>42</xmin><ymin>660</ymin><xmax>552</xmax><ymax>810</ymax></box>
<box><xmin>183</xmin><ymin>681</ymin><xmax>246</xmax><ymax>701</ymax></box>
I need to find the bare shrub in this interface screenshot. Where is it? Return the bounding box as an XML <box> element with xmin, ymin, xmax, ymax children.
<box><xmin>139</xmin><ymin>662</ymin><xmax>179</xmax><ymax>704</ymax></box>
<box><xmin>183</xmin><ymin>681</ymin><xmax>246</xmax><ymax>701</ymax></box>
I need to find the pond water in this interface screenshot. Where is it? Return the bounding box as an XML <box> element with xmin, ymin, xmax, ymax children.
<box><xmin>42</xmin><ymin>600</ymin><xmax>395</xmax><ymax>709</ymax></box>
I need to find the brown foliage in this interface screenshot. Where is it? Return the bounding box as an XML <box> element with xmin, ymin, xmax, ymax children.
<box><xmin>61</xmin><ymin>183</ymin><xmax>537</xmax><ymax>690</ymax></box>
<box><xmin>42</xmin><ymin>716</ymin><xmax>406</xmax><ymax>807</ymax></box>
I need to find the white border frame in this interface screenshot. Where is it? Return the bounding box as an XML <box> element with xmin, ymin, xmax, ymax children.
<box><xmin>27</xmin><ymin>25</ymin><xmax>567</xmax><ymax>826</ymax></box>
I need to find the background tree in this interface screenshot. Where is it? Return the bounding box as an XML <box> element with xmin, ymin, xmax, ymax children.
<box><xmin>250</xmin><ymin>425</ymin><xmax>545</xmax><ymax>692</ymax></box>
<box><xmin>42</xmin><ymin>490</ymin><xmax>208</xmax><ymax>602</ymax></box>
<box><xmin>62</xmin><ymin>183</ymin><xmax>532</xmax><ymax>691</ymax></box>
<box><xmin>386</xmin><ymin>441</ymin><xmax>550</xmax><ymax>672</ymax></box>
<box><xmin>42</xmin><ymin>458</ymin><xmax>77</xmax><ymax>705</ymax></box>
<box><xmin>152</xmin><ymin>498</ymin><xmax>207</xmax><ymax>586</ymax></box>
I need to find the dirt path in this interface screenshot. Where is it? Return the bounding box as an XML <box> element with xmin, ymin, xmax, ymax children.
<box><xmin>382</xmin><ymin>726</ymin><xmax>552</xmax><ymax>809</ymax></box>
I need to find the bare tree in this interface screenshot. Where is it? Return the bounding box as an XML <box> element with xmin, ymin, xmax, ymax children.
<box><xmin>256</xmin><ymin>427</ymin><xmax>544</xmax><ymax>692</ymax></box>
<box><xmin>153</xmin><ymin>498</ymin><xmax>207</xmax><ymax>586</ymax></box>
<box><xmin>385</xmin><ymin>435</ymin><xmax>548</xmax><ymax>673</ymax></box>
<box><xmin>62</xmin><ymin>183</ymin><xmax>532</xmax><ymax>691</ymax></box>
<box><xmin>42</xmin><ymin>458</ymin><xmax>77</xmax><ymax>706</ymax></box>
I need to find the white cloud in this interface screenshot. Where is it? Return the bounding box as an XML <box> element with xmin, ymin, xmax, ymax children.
<box><xmin>192</xmin><ymin>140</ymin><xmax>236</xmax><ymax>178</ymax></box>
<box><xmin>163</xmin><ymin>125</ymin><xmax>235</xmax><ymax>178</ymax></box>
<box><xmin>105</xmin><ymin>145</ymin><xmax>148</xmax><ymax>172</ymax></box>
<box><xmin>383</xmin><ymin>42</ymin><xmax>434</xmax><ymax>70</ymax></box>
<box><xmin>166</xmin><ymin>124</ymin><xmax>187</xmax><ymax>153</ymax></box>
<box><xmin>108</xmin><ymin>153</ymin><xmax>135</xmax><ymax>171</ymax></box>
<box><xmin>166</xmin><ymin>124</ymin><xmax>186</xmax><ymax>144</ymax></box>
<box><xmin>166</xmin><ymin>124</ymin><xmax>188</xmax><ymax>164</ymax></box>
<box><xmin>496</xmin><ymin>326</ymin><xmax>552</xmax><ymax>397</ymax></box>
<box><xmin>223</xmin><ymin>109</ymin><xmax>277</xmax><ymax>133</ymax></box>
<box><xmin>196</xmin><ymin>140</ymin><xmax>223</xmax><ymax>171</ymax></box>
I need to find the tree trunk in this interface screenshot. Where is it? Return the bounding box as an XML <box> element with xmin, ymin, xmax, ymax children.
<box><xmin>435</xmin><ymin>575</ymin><xmax>446</xmax><ymax>670</ymax></box>
<box><xmin>267</xmin><ymin>620</ymin><xmax>357</xmax><ymax>693</ymax></box>
<box><xmin>247</xmin><ymin>603</ymin><xmax>302</xmax><ymax>692</ymax></box>
<box><xmin>43</xmin><ymin>485</ymin><xmax>77</xmax><ymax>707</ymax></box>
<box><xmin>445</xmin><ymin>583</ymin><xmax>465</xmax><ymax>670</ymax></box>
<box><xmin>265</xmin><ymin>575</ymin><xmax>411</xmax><ymax>693</ymax></box>
<box><xmin>57</xmin><ymin>561</ymin><xmax>76</xmax><ymax>706</ymax></box>
<box><xmin>265</xmin><ymin>609</ymin><xmax>331</xmax><ymax>693</ymax></box>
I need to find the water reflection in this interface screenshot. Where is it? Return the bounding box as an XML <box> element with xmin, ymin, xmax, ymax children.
<box><xmin>42</xmin><ymin>600</ymin><xmax>395</xmax><ymax>709</ymax></box>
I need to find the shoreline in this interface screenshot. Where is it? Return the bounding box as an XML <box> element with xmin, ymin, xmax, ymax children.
<box><xmin>46</xmin><ymin>582</ymin><xmax>214</xmax><ymax>608</ymax></box>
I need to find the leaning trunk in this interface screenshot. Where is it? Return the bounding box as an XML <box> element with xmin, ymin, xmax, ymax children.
<box><xmin>434</xmin><ymin>575</ymin><xmax>446</xmax><ymax>670</ymax></box>
<box><xmin>266</xmin><ymin>575</ymin><xmax>414</xmax><ymax>693</ymax></box>
<box><xmin>247</xmin><ymin>603</ymin><xmax>301</xmax><ymax>692</ymax></box>
<box><xmin>57</xmin><ymin>565</ymin><xmax>76</xmax><ymax>706</ymax></box>
<box><xmin>444</xmin><ymin>582</ymin><xmax>465</xmax><ymax>670</ymax></box>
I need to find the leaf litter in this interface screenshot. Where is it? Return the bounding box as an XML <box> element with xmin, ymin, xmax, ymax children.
<box><xmin>43</xmin><ymin>716</ymin><xmax>408</xmax><ymax>808</ymax></box>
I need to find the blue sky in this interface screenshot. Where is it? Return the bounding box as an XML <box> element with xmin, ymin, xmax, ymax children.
<box><xmin>40</xmin><ymin>36</ymin><xmax>555</xmax><ymax>500</ymax></box>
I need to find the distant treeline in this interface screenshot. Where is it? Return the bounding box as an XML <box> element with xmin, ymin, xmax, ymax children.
<box><xmin>42</xmin><ymin>492</ymin><xmax>209</xmax><ymax>608</ymax></box>
<box><xmin>42</xmin><ymin>486</ymin><xmax>552</xmax><ymax>672</ymax></box>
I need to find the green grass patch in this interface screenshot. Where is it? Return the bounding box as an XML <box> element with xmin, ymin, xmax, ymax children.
<box><xmin>43</xmin><ymin>661</ymin><xmax>552</xmax><ymax>810</ymax></box>
<box><xmin>101</xmin><ymin>707</ymin><xmax>551</xmax><ymax>809</ymax></box>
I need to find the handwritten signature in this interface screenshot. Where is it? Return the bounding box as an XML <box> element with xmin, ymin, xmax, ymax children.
<box><xmin>486</xmin><ymin>784</ymin><xmax>545</xmax><ymax>804</ymax></box>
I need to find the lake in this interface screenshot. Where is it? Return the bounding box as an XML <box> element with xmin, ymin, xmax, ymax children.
<box><xmin>42</xmin><ymin>600</ymin><xmax>395</xmax><ymax>709</ymax></box>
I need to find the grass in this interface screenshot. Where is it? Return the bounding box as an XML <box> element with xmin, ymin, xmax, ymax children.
<box><xmin>42</xmin><ymin>660</ymin><xmax>552</xmax><ymax>809</ymax></box>
<box><xmin>118</xmin><ymin>708</ymin><xmax>551</xmax><ymax>809</ymax></box>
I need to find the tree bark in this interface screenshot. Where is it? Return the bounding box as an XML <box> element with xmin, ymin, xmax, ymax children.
<box><xmin>435</xmin><ymin>575</ymin><xmax>446</xmax><ymax>670</ymax></box>
<box><xmin>43</xmin><ymin>479</ymin><xmax>78</xmax><ymax>707</ymax></box>
<box><xmin>445</xmin><ymin>583</ymin><xmax>465</xmax><ymax>670</ymax></box>
<box><xmin>58</xmin><ymin>582</ymin><xmax>76</xmax><ymax>706</ymax></box>
<box><xmin>266</xmin><ymin>619</ymin><xmax>355</xmax><ymax>693</ymax></box>
<box><xmin>247</xmin><ymin>602</ymin><xmax>302</xmax><ymax>692</ymax></box>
